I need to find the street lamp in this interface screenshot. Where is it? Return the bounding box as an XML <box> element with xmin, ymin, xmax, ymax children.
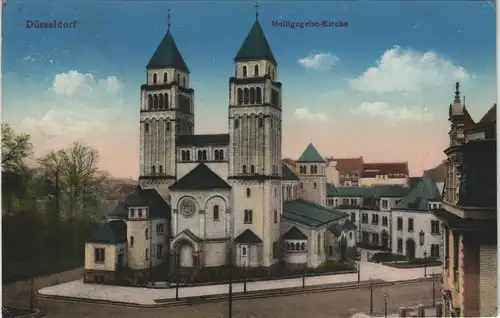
<box><xmin>384</xmin><ymin>293</ymin><xmax>388</xmax><ymax>318</ymax></box>
<box><xmin>423</xmin><ymin>250</ymin><xmax>427</xmax><ymax>278</ymax></box>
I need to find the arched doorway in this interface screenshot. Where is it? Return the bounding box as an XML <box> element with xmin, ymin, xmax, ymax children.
<box><xmin>381</xmin><ymin>230</ymin><xmax>389</xmax><ymax>250</ymax></box>
<box><xmin>179</xmin><ymin>243</ymin><xmax>194</xmax><ymax>267</ymax></box>
<box><xmin>405</xmin><ymin>238</ymin><xmax>416</xmax><ymax>260</ymax></box>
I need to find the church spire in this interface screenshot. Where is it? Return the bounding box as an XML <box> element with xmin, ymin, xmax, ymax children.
<box><xmin>167</xmin><ymin>8</ymin><xmax>171</xmax><ymax>32</ymax></box>
<box><xmin>255</xmin><ymin>3</ymin><xmax>259</xmax><ymax>22</ymax></box>
<box><xmin>454</xmin><ymin>82</ymin><xmax>461</xmax><ymax>103</ymax></box>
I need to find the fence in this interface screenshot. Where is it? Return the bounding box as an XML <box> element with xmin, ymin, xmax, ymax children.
<box><xmin>2</xmin><ymin>268</ymin><xmax>83</xmax><ymax>307</ymax></box>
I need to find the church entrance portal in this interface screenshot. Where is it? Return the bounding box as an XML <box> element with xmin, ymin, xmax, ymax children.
<box><xmin>405</xmin><ymin>238</ymin><xmax>416</xmax><ymax>260</ymax></box>
<box><xmin>180</xmin><ymin>244</ymin><xmax>194</xmax><ymax>267</ymax></box>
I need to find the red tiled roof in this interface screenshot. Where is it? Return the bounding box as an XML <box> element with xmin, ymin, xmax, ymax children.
<box><xmin>361</xmin><ymin>162</ymin><xmax>409</xmax><ymax>178</ymax></box>
<box><xmin>326</xmin><ymin>157</ymin><xmax>363</xmax><ymax>174</ymax></box>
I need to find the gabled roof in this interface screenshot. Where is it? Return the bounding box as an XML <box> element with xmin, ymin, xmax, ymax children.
<box><xmin>234</xmin><ymin>21</ymin><xmax>277</xmax><ymax>65</ymax></box>
<box><xmin>327</xmin><ymin>186</ymin><xmax>372</xmax><ymax>198</ymax></box>
<box><xmin>283</xmin><ymin>199</ymin><xmax>347</xmax><ymax>228</ymax></box>
<box><xmin>478</xmin><ymin>104</ymin><xmax>496</xmax><ymax>126</ymax></box>
<box><xmin>86</xmin><ymin>220</ymin><xmax>127</xmax><ymax>244</ymax></box>
<box><xmin>170</xmin><ymin>163</ymin><xmax>231</xmax><ymax>190</ymax></box>
<box><xmin>326</xmin><ymin>157</ymin><xmax>364</xmax><ymax>174</ymax></box>
<box><xmin>328</xmin><ymin>219</ymin><xmax>358</xmax><ymax>237</ymax></box>
<box><xmin>394</xmin><ymin>177</ymin><xmax>441</xmax><ymax>211</ymax></box>
<box><xmin>362</xmin><ymin>162</ymin><xmax>409</xmax><ymax>178</ymax></box>
<box><xmin>147</xmin><ymin>30</ymin><xmax>190</xmax><ymax>72</ymax></box>
<box><xmin>408</xmin><ymin>177</ymin><xmax>423</xmax><ymax>189</ymax></box>
<box><xmin>108</xmin><ymin>186</ymin><xmax>170</xmax><ymax>219</ymax></box>
<box><xmin>235</xmin><ymin>229</ymin><xmax>262</xmax><ymax>244</ymax></box>
<box><xmin>177</xmin><ymin>134</ymin><xmax>229</xmax><ymax>147</ymax></box>
<box><xmin>178</xmin><ymin>229</ymin><xmax>202</xmax><ymax>243</ymax></box>
<box><xmin>282</xmin><ymin>163</ymin><xmax>299</xmax><ymax>180</ymax></box>
<box><xmin>282</xmin><ymin>226</ymin><xmax>307</xmax><ymax>240</ymax></box>
<box><xmin>297</xmin><ymin>143</ymin><xmax>325</xmax><ymax>163</ymax></box>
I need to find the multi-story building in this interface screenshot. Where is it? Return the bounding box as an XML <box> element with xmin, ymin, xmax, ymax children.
<box><xmin>359</xmin><ymin>162</ymin><xmax>409</xmax><ymax>187</ymax></box>
<box><xmin>433</xmin><ymin>82</ymin><xmax>497</xmax><ymax>317</ymax></box>
<box><xmin>325</xmin><ymin>157</ymin><xmax>364</xmax><ymax>186</ymax></box>
<box><xmin>327</xmin><ymin>177</ymin><xmax>443</xmax><ymax>261</ymax></box>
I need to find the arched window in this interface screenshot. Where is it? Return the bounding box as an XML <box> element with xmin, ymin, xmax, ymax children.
<box><xmin>237</xmin><ymin>88</ymin><xmax>243</xmax><ymax>105</ymax></box>
<box><xmin>272</xmin><ymin>69</ymin><xmax>275</xmax><ymax>80</ymax></box>
<box><xmin>145</xmin><ymin>248</ymin><xmax>149</xmax><ymax>260</ymax></box>
<box><xmin>197</xmin><ymin>150</ymin><xmax>203</xmax><ymax>161</ymax></box>
<box><xmin>243</xmin><ymin>88</ymin><xmax>249</xmax><ymax>104</ymax></box>
<box><xmin>291</xmin><ymin>243</ymin><xmax>295</xmax><ymax>250</ymax></box>
<box><xmin>314</xmin><ymin>182</ymin><xmax>317</xmax><ymax>189</ymax></box>
<box><xmin>301</xmin><ymin>242</ymin><xmax>305</xmax><ymax>250</ymax></box>
<box><xmin>177</xmin><ymin>73</ymin><xmax>180</xmax><ymax>83</ymax></box>
<box><xmin>163</xmin><ymin>72</ymin><xmax>168</xmax><ymax>83</ymax></box>
<box><xmin>286</xmin><ymin>242</ymin><xmax>290</xmax><ymax>251</ymax></box>
<box><xmin>293</xmin><ymin>186</ymin><xmax>297</xmax><ymax>198</ymax></box>
<box><xmin>234</xmin><ymin>119</ymin><xmax>239</xmax><ymax>128</ymax></box>
<box><xmin>213</xmin><ymin>205</ymin><xmax>220</xmax><ymax>220</ymax></box>
<box><xmin>254</xmin><ymin>64</ymin><xmax>259</xmax><ymax>76</ymax></box>
<box><xmin>152</xmin><ymin>73</ymin><xmax>157</xmax><ymax>84</ymax></box>
<box><xmin>153</xmin><ymin>94</ymin><xmax>159</xmax><ymax>109</ymax></box>
<box><xmin>256</xmin><ymin>87</ymin><xmax>262</xmax><ymax>104</ymax></box>
<box><xmin>183</xmin><ymin>77</ymin><xmax>186</xmax><ymax>87</ymax></box>
<box><xmin>152</xmin><ymin>165</ymin><xmax>156</xmax><ymax>174</ymax></box>
<box><xmin>147</xmin><ymin>95</ymin><xmax>153</xmax><ymax>110</ymax></box>
<box><xmin>286</xmin><ymin>186</ymin><xmax>291</xmax><ymax>200</ymax></box>
<box><xmin>159</xmin><ymin>165</ymin><xmax>163</xmax><ymax>174</ymax></box>
<box><xmin>145</xmin><ymin>228</ymin><xmax>149</xmax><ymax>239</ymax></box>
<box><xmin>202</xmin><ymin>150</ymin><xmax>207</xmax><ymax>161</ymax></box>
<box><xmin>181</xmin><ymin>151</ymin><xmax>186</xmax><ymax>161</ymax></box>
<box><xmin>164</xmin><ymin>93</ymin><xmax>169</xmax><ymax>108</ymax></box>
<box><xmin>242</xmin><ymin>165</ymin><xmax>247</xmax><ymax>174</ymax></box>
<box><xmin>250</xmin><ymin>165</ymin><xmax>255</xmax><ymax>174</ymax></box>
<box><xmin>267</xmin><ymin>66</ymin><xmax>271</xmax><ymax>75</ymax></box>
<box><xmin>186</xmin><ymin>151</ymin><xmax>191</xmax><ymax>161</ymax></box>
<box><xmin>159</xmin><ymin>95</ymin><xmax>164</xmax><ymax>109</ymax></box>
<box><xmin>145</xmin><ymin>122</ymin><xmax>149</xmax><ymax>132</ymax></box>
<box><xmin>250</xmin><ymin>87</ymin><xmax>256</xmax><ymax>104</ymax></box>
<box><xmin>219</xmin><ymin>149</ymin><xmax>224</xmax><ymax>160</ymax></box>
<box><xmin>242</xmin><ymin>247</ymin><xmax>247</xmax><ymax>255</ymax></box>
<box><xmin>300</xmin><ymin>182</ymin><xmax>303</xmax><ymax>189</ymax></box>
<box><xmin>258</xmin><ymin>118</ymin><xmax>263</xmax><ymax>127</ymax></box>
<box><xmin>242</xmin><ymin>65</ymin><xmax>248</xmax><ymax>77</ymax></box>
<box><xmin>246</xmin><ymin>188</ymin><xmax>251</xmax><ymax>198</ymax></box>
<box><xmin>214</xmin><ymin>150</ymin><xmax>219</xmax><ymax>161</ymax></box>
<box><xmin>295</xmin><ymin>242</ymin><xmax>300</xmax><ymax>250</ymax></box>
<box><xmin>419</xmin><ymin>230</ymin><xmax>425</xmax><ymax>246</ymax></box>
<box><xmin>166</xmin><ymin>121</ymin><xmax>170</xmax><ymax>131</ymax></box>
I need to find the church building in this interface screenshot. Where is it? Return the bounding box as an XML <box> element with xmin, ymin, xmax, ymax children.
<box><xmin>83</xmin><ymin>9</ymin><xmax>356</xmax><ymax>285</ymax></box>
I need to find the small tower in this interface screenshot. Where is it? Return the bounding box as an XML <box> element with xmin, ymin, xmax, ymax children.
<box><xmin>448</xmin><ymin>82</ymin><xmax>467</xmax><ymax>147</ymax></box>
<box><xmin>229</xmin><ymin>5</ymin><xmax>282</xmax><ymax>268</ymax></box>
<box><xmin>296</xmin><ymin>143</ymin><xmax>327</xmax><ymax>206</ymax></box>
<box><xmin>139</xmin><ymin>10</ymin><xmax>195</xmax><ymax>201</ymax></box>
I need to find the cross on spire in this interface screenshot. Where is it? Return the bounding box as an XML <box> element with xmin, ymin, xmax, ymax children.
<box><xmin>167</xmin><ymin>8</ymin><xmax>171</xmax><ymax>31</ymax></box>
<box><xmin>454</xmin><ymin>81</ymin><xmax>460</xmax><ymax>103</ymax></box>
<box><xmin>255</xmin><ymin>3</ymin><xmax>260</xmax><ymax>22</ymax></box>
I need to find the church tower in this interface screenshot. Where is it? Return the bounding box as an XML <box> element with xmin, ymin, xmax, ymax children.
<box><xmin>296</xmin><ymin>143</ymin><xmax>327</xmax><ymax>207</ymax></box>
<box><xmin>139</xmin><ymin>11</ymin><xmax>195</xmax><ymax>201</ymax></box>
<box><xmin>229</xmin><ymin>7</ymin><xmax>282</xmax><ymax>267</ymax></box>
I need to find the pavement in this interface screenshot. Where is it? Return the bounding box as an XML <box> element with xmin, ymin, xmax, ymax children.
<box><xmin>37</xmin><ymin>280</ymin><xmax>441</xmax><ymax>318</ymax></box>
<box><xmin>38</xmin><ymin>262</ymin><xmax>441</xmax><ymax>305</ymax></box>
<box><xmin>352</xmin><ymin>306</ymin><xmax>437</xmax><ymax>317</ymax></box>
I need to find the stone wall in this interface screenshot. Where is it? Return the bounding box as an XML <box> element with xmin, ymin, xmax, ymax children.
<box><xmin>2</xmin><ymin>268</ymin><xmax>83</xmax><ymax>307</ymax></box>
<box><xmin>479</xmin><ymin>244</ymin><xmax>497</xmax><ymax>317</ymax></box>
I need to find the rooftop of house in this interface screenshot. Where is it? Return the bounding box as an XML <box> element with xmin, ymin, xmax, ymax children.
<box><xmin>108</xmin><ymin>186</ymin><xmax>170</xmax><ymax>219</ymax></box>
<box><xmin>326</xmin><ymin>157</ymin><xmax>364</xmax><ymax>174</ymax></box>
<box><xmin>394</xmin><ymin>177</ymin><xmax>441</xmax><ymax>211</ymax></box>
<box><xmin>282</xmin><ymin>226</ymin><xmax>308</xmax><ymax>240</ymax></box>
<box><xmin>327</xmin><ymin>184</ymin><xmax>411</xmax><ymax>199</ymax></box>
<box><xmin>234</xmin><ymin>229</ymin><xmax>263</xmax><ymax>244</ymax></box>
<box><xmin>283</xmin><ymin>199</ymin><xmax>347</xmax><ymax>228</ymax></box>
<box><xmin>176</xmin><ymin>134</ymin><xmax>229</xmax><ymax>147</ymax></box>
<box><xmin>361</xmin><ymin>162</ymin><xmax>409</xmax><ymax>178</ymax></box>
<box><xmin>282</xmin><ymin>163</ymin><xmax>299</xmax><ymax>180</ymax></box>
<box><xmin>86</xmin><ymin>220</ymin><xmax>127</xmax><ymax>244</ymax></box>
<box><xmin>297</xmin><ymin>143</ymin><xmax>325</xmax><ymax>163</ymax></box>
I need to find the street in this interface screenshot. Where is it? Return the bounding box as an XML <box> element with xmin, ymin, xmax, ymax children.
<box><xmin>38</xmin><ymin>280</ymin><xmax>440</xmax><ymax>318</ymax></box>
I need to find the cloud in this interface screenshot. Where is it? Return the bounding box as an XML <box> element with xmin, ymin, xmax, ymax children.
<box><xmin>21</xmin><ymin>71</ymin><xmax>125</xmax><ymax>152</ymax></box>
<box><xmin>351</xmin><ymin>102</ymin><xmax>434</xmax><ymax>121</ymax></box>
<box><xmin>298</xmin><ymin>52</ymin><xmax>339</xmax><ymax>70</ymax></box>
<box><xmin>348</xmin><ymin>46</ymin><xmax>473</xmax><ymax>93</ymax></box>
<box><xmin>294</xmin><ymin>108</ymin><xmax>330</xmax><ymax>122</ymax></box>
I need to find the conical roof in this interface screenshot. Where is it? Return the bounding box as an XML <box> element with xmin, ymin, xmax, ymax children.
<box><xmin>234</xmin><ymin>21</ymin><xmax>277</xmax><ymax>65</ymax></box>
<box><xmin>297</xmin><ymin>143</ymin><xmax>325</xmax><ymax>163</ymax></box>
<box><xmin>147</xmin><ymin>30</ymin><xmax>190</xmax><ymax>73</ymax></box>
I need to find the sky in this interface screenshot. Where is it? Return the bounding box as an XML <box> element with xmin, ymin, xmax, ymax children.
<box><xmin>3</xmin><ymin>1</ymin><xmax>497</xmax><ymax>179</ymax></box>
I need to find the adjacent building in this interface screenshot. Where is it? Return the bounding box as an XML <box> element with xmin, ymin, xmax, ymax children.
<box><xmin>359</xmin><ymin>162</ymin><xmax>409</xmax><ymax>187</ymax></box>
<box><xmin>325</xmin><ymin>156</ymin><xmax>364</xmax><ymax>186</ymax></box>
<box><xmin>433</xmin><ymin>83</ymin><xmax>497</xmax><ymax>317</ymax></box>
<box><xmin>327</xmin><ymin>177</ymin><xmax>443</xmax><ymax>261</ymax></box>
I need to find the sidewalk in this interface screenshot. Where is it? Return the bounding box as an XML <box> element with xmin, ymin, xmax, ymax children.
<box><xmin>38</xmin><ymin>262</ymin><xmax>441</xmax><ymax>305</ymax></box>
<box><xmin>351</xmin><ymin>306</ymin><xmax>437</xmax><ymax>317</ymax></box>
